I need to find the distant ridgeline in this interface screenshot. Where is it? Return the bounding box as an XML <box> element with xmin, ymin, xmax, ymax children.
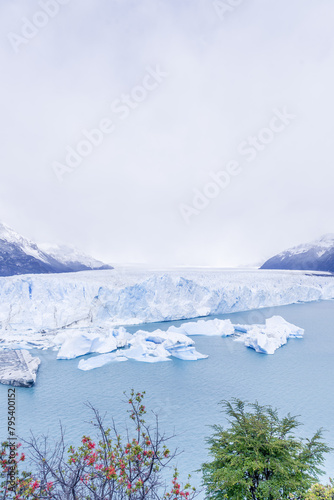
<box><xmin>261</xmin><ymin>234</ymin><xmax>334</xmax><ymax>273</ymax></box>
<box><xmin>0</xmin><ymin>221</ymin><xmax>112</xmax><ymax>277</ymax></box>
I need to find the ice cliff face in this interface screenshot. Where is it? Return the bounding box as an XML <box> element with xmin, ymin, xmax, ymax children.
<box><xmin>0</xmin><ymin>221</ymin><xmax>112</xmax><ymax>277</ymax></box>
<box><xmin>0</xmin><ymin>268</ymin><xmax>333</xmax><ymax>346</ymax></box>
<box><xmin>261</xmin><ymin>234</ymin><xmax>334</xmax><ymax>273</ymax></box>
<box><xmin>0</xmin><ymin>350</ymin><xmax>40</xmax><ymax>387</ymax></box>
<box><xmin>0</xmin><ymin>268</ymin><xmax>331</xmax><ymax>376</ymax></box>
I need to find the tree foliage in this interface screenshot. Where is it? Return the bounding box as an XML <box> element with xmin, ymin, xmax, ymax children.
<box><xmin>305</xmin><ymin>479</ymin><xmax>334</xmax><ymax>500</ymax></box>
<box><xmin>0</xmin><ymin>390</ymin><xmax>196</xmax><ymax>500</ymax></box>
<box><xmin>201</xmin><ymin>399</ymin><xmax>331</xmax><ymax>500</ymax></box>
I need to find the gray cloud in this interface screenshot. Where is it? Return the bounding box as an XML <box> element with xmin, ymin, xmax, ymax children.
<box><xmin>0</xmin><ymin>0</ymin><xmax>333</xmax><ymax>266</ymax></box>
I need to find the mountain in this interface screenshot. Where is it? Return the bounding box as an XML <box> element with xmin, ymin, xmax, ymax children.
<box><xmin>38</xmin><ymin>243</ymin><xmax>111</xmax><ymax>272</ymax></box>
<box><xmin>0</xmin><ymin>222</ymin><xmax>112</xmax><ymax>277</ymax></box>
<box><xmin>260</xmin><ymin>234</ymin><xmax>334</xmax><ymax>273</ymax></box>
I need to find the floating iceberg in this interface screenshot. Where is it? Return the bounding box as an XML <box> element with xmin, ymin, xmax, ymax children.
<box><xmin>166</xmin><ymin>346</ymin><xmax>208</xmax><ymax>360</ymax></box>
<box><xmin>169</xmin><ymin>318</ymin><xmax>234</xmax><ymax>336</ymax></box>
<box><xmin>55</xmin><ymin>327</ymin><xmax>129</xmax><ymax>360</ymax></box>
<box><xmin>78</xmin><ymin>352</ymin><xmax>128</xmax><ymax>371</ymax></box>
<box><xmin>77</xmin><ymin>327</ymin><xmax>207</xmax><ymax>369</ymax></box>
<box><xmin>235</xmin><ymin>316</ymin><xmax>304</xmax><ymax>354</ymax></box>
<box><xmin>74</xmin><ymin>313</ymin><xmax>303</xmax><ymax>370</ymax></box>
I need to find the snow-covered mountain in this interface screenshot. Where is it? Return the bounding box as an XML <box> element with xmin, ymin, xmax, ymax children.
<box><xmin>38</xmin><ymin>243</ymin><xmax>111</xmax><ymax>272</ymax></box>
<box><xmin>0</xmin><ymin>222</ymin><xmax>112</xmax><ymax>277</ymax></box>
<box><xmin>261</xmin><ymin>234</ymin><xmax>334</xmax><ymax>273</ymax></box>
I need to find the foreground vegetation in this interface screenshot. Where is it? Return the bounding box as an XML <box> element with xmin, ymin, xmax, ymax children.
<box><xmin>202</xmin><ymin>399</ymin><xmax>332</xmax><ymax>500</ymax></box>
<box><xmin>1</xmin><ymin>391</ymin><xmax>196</xmax><ymax>500</ymax></box>
<box><xmin>1</xmin><ymin>393</ymin><xmax>332</xmax><ymax>499</ymax></box>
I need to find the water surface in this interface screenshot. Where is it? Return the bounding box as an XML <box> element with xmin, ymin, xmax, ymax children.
<box><xmin>0</xmin><ymin>300</ymin><xmax>333</xmax><ymax>490</ymax></box>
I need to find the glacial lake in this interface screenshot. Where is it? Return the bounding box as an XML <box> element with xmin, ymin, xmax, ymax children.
<box><xmin>0</xmin><ymin>299</ymin><xmax>333</xmax><ymax>491</ymax></box>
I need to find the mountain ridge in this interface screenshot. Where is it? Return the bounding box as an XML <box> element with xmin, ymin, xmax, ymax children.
<box><xmin>260</xmin><ymin>234</ymin><xmax>334</xmax><ymax>273</ymax></box>
<box><xmin>0</xmin><ymin>221</ymin><xmax>112</xmax><ymax>277</ymax></box>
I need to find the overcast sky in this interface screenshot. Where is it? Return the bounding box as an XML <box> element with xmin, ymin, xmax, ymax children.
<box><xmin>0</xmin><ymin>0</ymin><xmax>333</xmax><ymax>267</ymax></box>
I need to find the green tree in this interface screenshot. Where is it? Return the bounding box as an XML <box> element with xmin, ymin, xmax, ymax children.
<box><xmin>305</xmin><ymin>479</ymin><xmax>334</xmax><ymax>500</ymax></box>
<box><xmin>201</xmin><ymin>399</ymin><xmax>331</xmax><ymax>500</ymax></box>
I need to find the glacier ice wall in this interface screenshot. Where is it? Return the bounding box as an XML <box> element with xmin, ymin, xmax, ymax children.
<box><xmin>0</xmin><ymin>268</ymin><xmax>333</xmax><ymax>337</ymax></box>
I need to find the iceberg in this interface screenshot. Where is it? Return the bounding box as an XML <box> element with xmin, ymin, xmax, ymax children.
<box><xmin>0</xmin><ymin>350</ymin><xmax>40</xmax><ymax>387</ymax></box>
<box><xmin>169</xmin><ymin>318</ymin><xmax>235</xmax><ymax>336</ymax></box>
<box><xmin>235</xmin><ymin>316</ymin><xmax>304</xmax><ymax>354</ymax></box>
<box><xmin>167</xmin><ymin>346</ymin><xmax>208</xmax><ymax>360</ymax></box>
<box><xmin>78</xmin><ymin>353</ymin><xmax>128</xmax><ymax>371</ymax></box>
<box><xmin>76</xmin><ymin>326</ymin><xmax>208</xmax><ymax>369</ymax></box>
<box><xmin>128</xmin><ymin>328</ymin><xmax>207</xmax><ymax>362</ymax></box>
<box><xmin>55</xmin><ymin>327</ymin><xmax>129</xmax><ymax>359</ymax></box>
<box><xmin>74</xmin><ymin>314</ymin><xmax>302</xmax><ymax>370</ymax></box>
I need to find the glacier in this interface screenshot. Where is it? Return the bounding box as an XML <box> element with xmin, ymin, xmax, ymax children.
<box><xmin>0</xmin><ymin>268</ymin><xmax>333</xmax><ymax>371</ymax></box>
<box><xmin>0</xmin><ymin>268</ymin><xmax>333</xmax><ymax>339</ymax></box>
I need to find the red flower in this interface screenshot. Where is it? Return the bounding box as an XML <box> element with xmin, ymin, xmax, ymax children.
<box><xmin>32</xmin><ymin>480</ymin><xmax>39</xmax><ymax>490</ymax></box>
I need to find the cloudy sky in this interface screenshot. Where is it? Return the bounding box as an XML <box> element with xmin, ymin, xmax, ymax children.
<box><xmin>0</xmin><ymin>0</ymin><xmax>333</xmax><ymax>267</ymax></box>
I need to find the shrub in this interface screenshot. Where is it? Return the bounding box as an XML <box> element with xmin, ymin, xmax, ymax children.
<box><xmin>1</xmin><ymin>390</ymin><xmax>196</xmax><ymax>500</ymax></box>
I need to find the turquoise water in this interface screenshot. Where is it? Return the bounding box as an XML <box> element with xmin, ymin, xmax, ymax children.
<box><xmin>0</xmin><ymin>300</ymin><xmax>333</xmax><ymax>491</ymax></box>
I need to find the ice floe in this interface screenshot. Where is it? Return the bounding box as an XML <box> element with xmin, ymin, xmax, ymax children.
<box><xmin>169</xmin><ymin>318</ymin><xmax>235</xmax><ymax>336</ymax></box>
<box><xmin>0</xmin><ymin>350</ymin><xmax>40</xmax><ymax>387</ymax></box>
<box><xmin>78</xmin><ymin>352</ymin><xmax>128</xmax><ymax>371</ymax></box>
<box><xmin>55</xmin><ymin>327</ymin><xmax>129</xmax><ymax>359</ymax></box>
<box><xmin>234</xmin><ymin>316</ymin><xmax>304</xmax><ymax>354</ymax></box>
<box><xmin>77</xmin><ymin>327</ymin><xmax>208</xmax><ymax>369</ymax></box>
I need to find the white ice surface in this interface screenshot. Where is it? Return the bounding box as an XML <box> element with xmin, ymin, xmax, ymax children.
<box><xmin>169</xmin><ymin>318</ymin><xmax>235</xmax><ymax>336</ymax></box>
<box><xmin>234</xmin><ymin>316</ymin><xmax>304</xmax><ymax>354</ymax></box>
<box><xmin>78</xmin><ymin>353</ymin><xmax>128</xmax><ymax>371</ymax></box>
<box><xmin>55</xmin><ymin>327</ymin><xmax>129</xmax><ymax>359</ymax></box>
<box><xmin>0</xmin><ymin>350</ymin><xmax>40</xmax><ymax>387</ymax></box>
<box><xmin>74</xmin><ymin>314</ymin><xmax>302</xmax><ymax>370</ymax></box>
<box><xmin>0</xmin><ymin>268</ymin><xmax>332</xmax><ymax>359</ymax></box>
<box><xmin>76</xmin><ymin>327</ymin><xmax>207</xmax><ymax>369</ymax></box>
